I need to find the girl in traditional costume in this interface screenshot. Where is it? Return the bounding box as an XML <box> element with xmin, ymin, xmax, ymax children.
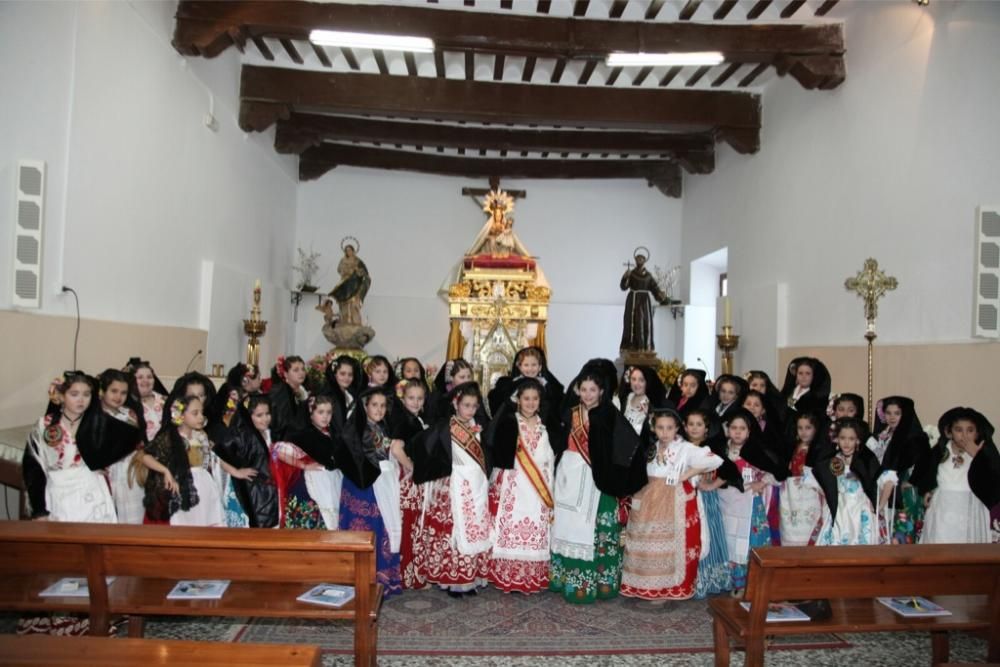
<box><xmin>426</xmin><ymin>359</ymin><xmax>475</xmax><ymax>425</ymax></box>
<box><xmin>710</xmin><ymin>375</ymin><xmax>748</xmax><ymax>422</ymax></box>
<box><xmin>142</xmin><ymin>395</ymin><xmax>254</xmax><ymax>527</ymax></box>
<box><xmin>743</xmin><ymin>389</ymin><xmax>790</xmax><ymax>544</ymax></box>
<box><xmin>280</xmin><ymin>395</ymin><xmax>354</xmax><ymax>530</ymax></box>
<box><xmin>487</xmin><ymin>346</ymin><xmax>564</xmax><ymax>419</ymax></box>
<box><xmin>745</xmin><ymin>370</ymin><xmax>787</xmax><ymax>429</ymax></box>
<box><xmin>621</xmin><ymin>410</ymin><xmax>723</xmax><ymax>602</ymax></box>
<box><xmin>870</xmin><ymin>396</ymin><xmax>930</xmax><ymax>544</ymax></box>
<box><xmin>549</xmin><ymin>369</ymin><xmax>647</xmax><ymax>604</ymax></box>
<box><xmin>125</xmin><ymin>358</ymin><xmax>167</xmax><ymax>442</ymax></box>
<box><xmin>364</xmin><ymin>355</ymin><xmax>398</xmax><ymax>390</ymax></box>
<box><xmin>269</xmin><ymin>355</ymin><xmax>310</xmax><ymax>442</ymax></box>
<box><xmin>916</xmin><ymin>408</ymin><xmax>999</xmax><ymax>544</ymax></box>
<box><xmin>337</xmin><ymin>387</ymin><xmax>403</xmax><ymax>597</ymax></box>
<box><xmin>780</xmin><ymin>357</ymin><xmax>831</xmax><ymax>429</ymax></box>
<box><xmin>19</xmin><ymin>373</ymin><xmax>137</xmax><ymax>636</ymax></box>
<box><xmin>396</xmin><ymin>357</ymin><xmax>428</xmax><ymax>384</ymax></box>
<box><xmin>485</xmin><ymin>378</ymin><xmax>556</xmax><ymax>594</ymax></box>
<box><xmin>618</xmin><ymin>365</ymin><xmax>669</xmax><ymax>436</ymax></box>
<box><xmin>405</xmin><ymin>382</ymin><xmax>492</xmax><ymax>596</ymax></box>
<box><xmin>23</xmin><ymin>372</ymin><xmax>133</xmax><ymax>523</ymax></box>
<box><xmin>688</xmin><ymin>409</ymin><xmax>739</xmax><ymax>598</ymax></box>
<box><xmin>808</xmin><ymin>418</ymin><xmax>881</xmax><ymax>546</ymax></box>
<box><xmin>779</xmin><ymin>413</ymin><xmax>827</xmax><ymax>546</ymax></box>
<box><xmin>716</xmin><ymin>408</ymin><xmax>783</xmax><ymax>593</ymax></box>
<box><xmin>326</xmin><ymin>355</ymin><xmax>365</xmax><ymax>427</ymax></box>
<box><xmin>826</xmin><ymin>393</ymin><xmax>866</xmax><ymax>442</ymax></box>
<box><xmin>668</xmin><ymin>369</ymin><xmax>710</xmax><ymax>421</ymax></box>
<box><xmin>217</xmin><ymin>395</ymin><xmax>279</xmax><ymax>528</ymax></box>
<box><xmin>394</xmin><ymin>380</ymin><xmax>430</xmax><ymax>589</ymax></box>
<box><xmin>98</xmin><ymin>369</ymin><xmax>146</xmax><ymax>524</ymax></box>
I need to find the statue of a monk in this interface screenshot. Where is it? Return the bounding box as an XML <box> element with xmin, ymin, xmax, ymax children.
<box><xmin>620</xmin><ymin>250</ymin><xmax>669</xmax><ymax>353</ymax></box>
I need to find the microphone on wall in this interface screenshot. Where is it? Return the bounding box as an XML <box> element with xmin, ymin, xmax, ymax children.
<box><xmin>185</xmin><ymin>349</ymin><xmax>203</xmax><ymax>373</ymax></box>
<box><xmin>696</xmin><ymin>357</ymin><xmax>713</xmax><ymax>381</ymax></box>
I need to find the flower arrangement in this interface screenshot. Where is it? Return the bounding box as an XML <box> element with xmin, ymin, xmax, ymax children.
<box><xmin>306</xmin><ymin>353</ymin><xmax>332</xmax><ymax>391</ymax></box>
<box><xmin>657</xmin><ymin>358</ymin><xmax>686</xmax><ymax>389</ymax></box>
<box><xmin>293</xmin><ymin>246</ymin><xmax>321</xmax><ymax>292</ymax></box>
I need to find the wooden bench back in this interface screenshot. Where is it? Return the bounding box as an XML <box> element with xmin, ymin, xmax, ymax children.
<box><xmin>746</xmin><ymin>544</ymin><xmax>1000</xmax><ymax>601</ymax></box>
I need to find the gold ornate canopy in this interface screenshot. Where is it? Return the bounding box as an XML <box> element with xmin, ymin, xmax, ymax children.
<box><xmin>443</xmin><ymin>189</ymin><xmax>551</xmax><ymax>391</ymax></box>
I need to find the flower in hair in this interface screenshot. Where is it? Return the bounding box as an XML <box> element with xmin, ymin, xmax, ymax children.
<box><xmin>170</xmin><ymin>400</ymin><xmax>186</xmax><ymax>426</ymax></box>
<box><xmin>826</xmin><ymin>394</ymin><xmax>839</xmax><ymax>421</ymax></box>
<box><xmin>395</xmin><ymin>379</ymin><xmax>408</xmax><ymax>401</ymax></box>
<box><xmin>275</xmin><ymin>355</ymin><xmax>287</xmax><ymax>381</ymax></box>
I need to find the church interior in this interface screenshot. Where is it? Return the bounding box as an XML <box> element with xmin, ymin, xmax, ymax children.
<box><xmin>1</xmin><ymin>1</ymin><xmax>999</xmax><ymax>665</ymax></box>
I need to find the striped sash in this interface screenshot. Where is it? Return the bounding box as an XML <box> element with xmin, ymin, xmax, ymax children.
<box><xmin>515</xmin><ymin>429</ymin><xmax>554</xmax><ymax>509</ymax></box>
<box><xmin>568</xmin><ymin>405</ymin><xmax>591</xmax><ymax>466</ymax></box>
<box><xmin>450</xmin><ymin>418</ymin><xmax>486</xmax><ymax>475</ymax></box>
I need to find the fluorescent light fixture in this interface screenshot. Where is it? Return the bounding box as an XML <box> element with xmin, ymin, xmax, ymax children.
<box><xmin>309</xmin><ymin>30</ymin><xmax>434</xmax><ymax>53</ymax></box>
<box><xmin>605</xmin><ymin>51</ymin><xmax>725</xmax><ymax>67</ymax></box>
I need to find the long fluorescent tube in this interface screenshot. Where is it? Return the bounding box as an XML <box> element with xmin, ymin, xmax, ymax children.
<box><xmin>309</xmin><ymin>30</ymin><xmax>435</xmax><ymax>53</ymax></box>
<box><xmin>606</xmin><ymin>52</ymin><xmax>725</xmax><ymax>67</ymax></box>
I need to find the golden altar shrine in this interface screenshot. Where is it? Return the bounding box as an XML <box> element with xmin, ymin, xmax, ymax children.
<box><xmin>442</xmin><ymin>190</ymin><xmax>551</xmax><ymax>391</ymax></box>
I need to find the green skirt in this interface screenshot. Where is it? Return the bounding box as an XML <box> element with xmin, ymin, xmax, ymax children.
<box><xmin>549</xmin><ymin>493</ymin><xmax>623</xmax><ymax>604</ymax></box>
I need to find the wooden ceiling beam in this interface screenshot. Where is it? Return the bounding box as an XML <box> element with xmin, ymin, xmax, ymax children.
<box><xmin>174</xmin><ymin>1</ymin><xmax>844</xmax><ymax>79</ymax></box>
<box><xmin>298</xmin><ymin>144</ymin><xmax>684</xmax><ymax>197</ymax></box>
<box><xmin>274</xmin><ymin>114</ymin><xmax>716</xmax><ymax>173</ymax></box>
<box><xmin>240</xmin><ymin>65</ymin><xmax>761</xmax><ymax>141</ymax></box>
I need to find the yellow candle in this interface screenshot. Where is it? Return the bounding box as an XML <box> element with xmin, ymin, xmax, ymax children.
<box><xmin>723</xmin><ymin>297</ymin><xmax>732</xmax><ymax>328</ymax></box>
<box><xmin>254</xmin><ymin>279</ymin><xmax>261</xmax><ymax>291</ymax></box>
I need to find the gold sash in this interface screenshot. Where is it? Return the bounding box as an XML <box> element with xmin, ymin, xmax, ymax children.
<box><xmin>568</xmin><ymin>405</ymin><xmax>591</xmax><ymax>467</ymax></box>
<box><xmin>450</xmin><ymin>418</ymin><xmax>486</xmax><ymax>475</ymax></box>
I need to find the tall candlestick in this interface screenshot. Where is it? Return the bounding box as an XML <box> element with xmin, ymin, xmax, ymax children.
<box><xmin>722</xmin><ymin>296</ymin><xmax>732</xmax><ymax>328</ymax></box>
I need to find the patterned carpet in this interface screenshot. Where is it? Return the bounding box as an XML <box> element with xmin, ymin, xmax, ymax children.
<box><xmin>234</xmin><ymin>588</ymin><xmax>847</xmax><ymax>656</ymax></box>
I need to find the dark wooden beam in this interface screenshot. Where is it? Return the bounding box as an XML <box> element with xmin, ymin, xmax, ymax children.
<box><xmin>713</xmin><ymin>0</ymin><xmax>738</xmax><ymax>19</ymax></box>
<box><xmin>404</xmin><ymin>51</ymin><xmax>418</xmax><ymax>76</ymax></box>
<box><xmin>780</xmin><ymin>0</ymin><xmax>807</xmax><ymax>18</ymax></box>
<box><xmin>536</xmin><ymin>0</ymin><xmax>551</xmax><ymax>14</ymax></box>
<box><xmin>434</xmin><ymin>51</ymin><xmax>445</xmax><ymax>78</ymax></box>
<box><xmin>578</xmin><ymin>60</ymin><xmax>597</xmax><ymax>85</ymax></box>
<box><xmin>310</xmin><ymin>43</ymin><xmax>331</xmax><ymax>68</ymax></box>
<box><xmin>522</xmin><ymin>56</ymin><xmax>536</xmax><ymax>82</ymax></box>
<box><xmin>609</xmin><ymin>0</ymin><xmax>628</xmax><ymax>19</ymax></box>
<box><xmin>250</xmin><ymin>36</ymin><xmax>273</xmax><ymax>60</ymax></box>
<box><xmin>631</xmin><ymin>66</ymin><xmax>653</xmax><ymax>87</ymax></box>
<box><xmin>550</xmin><ymin>59</ymin><xmax>566</xmax><ymax>84</ymax></box>
<box><xmin>341</xmin><ymin>47</ymin><xmax>359</xmax><ymax>71</ymax></box>
<box><xmin>658</xmin><ymin>66</ymin><xmax>683</xmax><ymax>87</ymax></box>
<box><xmin>274</xmin><ymin>114</ymin><xmax>716</xmax><ymax>173</ymax></box>
<box><xmin>241</xmin><ymin>65</ymin><xmax>760</xmax><ymax>152</ymax></box>
<box><xmin>815</xmin><ymin>0</ymin><xmax>839</xmax><ymax>16</ymax></box>
<box><xmin>279</xmin><ymin>38</ymin><xmax>302</xmax><ymax>64</ymax></box>
<box><xmin>746</xmin><ymin>0</ymin><xmax>773</xmax><ymax>20</ymax></box>
<box><xmin>173</xmin><ymin>1</ymin><xmax>845</xmax><ymax>82</ymax></box>
<box><xmin>465</xmin><ymin>51</ymin><xmax>475</xmax><ymax>81</ymax></box>
<box><xmin>685</xmin><ymin>65</ymin><xmax>712</xmax><ymax>87</ymax></box>
<box><xmin>373</xmin><ymin>49</ymin><xmax>389</xmax><ymax>75</ymax></box>
<box><xmin>298</xmin><ymin>144</ymin><xmax>683</xmax><ymax>197</ymax></box>
<box><xmin>605</xmin><ymin>67</ymin><xmax>623</xmax><ymax>86</ymax></box>
<box><xmin>678</xmin><ymin>1</ymin><xmax>702</xmax><ymax>21</ymax></box>
<box><xmin>493</xmin><ymin>53</ymin><xmax>505</xmax><ymax>81</ymax></box>
<box><xmin>500</xmin><ymin>0</ymin><xmax>513</xmax><ymax>9</ymax></box>
<box><xmin>711</xmin><ymin>63</ymin><xmax>741</xmax><ymax>87</ymax></box>
<box><xmin>645</xmin><ymin>0</ymin><xmax>666</xmax><ymax>19</ymax></box>
<box><xmin>738</xmin><ymin>63</ymin><xmax>769</xmax><ymax>87</ymax></box>
<box><xmin>573</xmin><ymin>0</ymin><xmax>589</xmax><ymax>17</ymax></box>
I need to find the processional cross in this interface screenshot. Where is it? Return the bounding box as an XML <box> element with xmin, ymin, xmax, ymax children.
<box><xmin>844</xmin><ymin>258</ymin><xmax>898</xmax><ymax>424</ymax></box>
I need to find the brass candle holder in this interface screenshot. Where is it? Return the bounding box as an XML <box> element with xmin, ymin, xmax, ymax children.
<box><xmin>717</xmin><ymin>325</ymin><xmax>740</xmax><ymax>375</ymax></box>
<box><xmin>243</xmin><ymin>280</ymin><xmax>268</xmax><ymax>368</ymax></box>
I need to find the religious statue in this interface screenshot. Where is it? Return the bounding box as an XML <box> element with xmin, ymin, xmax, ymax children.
<box><xmin>620</xmin><ymin>246</ymin><xmax>671</xmax><ymax>358</ymax></box>
<box><xmin>321</xmin><ymin>236</ymin><xmax>375</xmax><ymax>351</ymax></box>
<box><xmin>467</xmin><ymin>190</ymin><xmax>531</xmax><ymax>260</ymax></box>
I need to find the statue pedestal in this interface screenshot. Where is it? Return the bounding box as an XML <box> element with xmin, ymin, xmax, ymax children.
<box><xmin>622</xmin><ymin>349</ymin><xmax>659</xmax><ymax>368</ymax></box>
<box><xmin>322</xmin><ymin>322</ymin><xmax>375</xmax><ymax>351</ymax></box>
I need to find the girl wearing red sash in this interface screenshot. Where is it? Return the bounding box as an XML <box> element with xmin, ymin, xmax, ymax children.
<box><xmin>550</xmin><ymin>364</ymin><xmax>648</xmax><ymax>604</ymax></box>
<box><xmin>485</xmin><ymin>378</ymin><xmax>558</xmax><ymax>593</ymax></box>
<box><xmin>405</xmin><ymin>382</ymin><xmax>491</xmax><ymax>596</ymax></box>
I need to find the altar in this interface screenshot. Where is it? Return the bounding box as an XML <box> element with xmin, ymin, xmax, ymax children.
<box><xmin>442</xmin><ymin>190</ymin><xmax>551</xmax><ymax>392</ymax></box>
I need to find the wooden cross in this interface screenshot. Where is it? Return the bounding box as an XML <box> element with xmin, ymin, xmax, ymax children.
<box><xmin>845</xmin><ymin>258</ymin><xmax>898</xmax><ymax>329</ymax></box>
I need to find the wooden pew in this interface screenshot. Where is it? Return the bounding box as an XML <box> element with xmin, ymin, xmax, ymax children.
<box><xmin>708</xmin><ymin>544</ymin><xmax>1000</xmax><ymax>667</ymax></box>
<box><xmin>0</xmin><ymin>634</ymin><xmax>322</xmax><ymax>666</ymax></box>
<box><xmin>0</xmin><ymin>521</ymin><xmax>381</xmax><ymax>666</ymax></box>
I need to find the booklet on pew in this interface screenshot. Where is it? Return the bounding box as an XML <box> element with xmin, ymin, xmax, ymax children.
<box><xmin>166</xmin><ymin>580</ymin><xmax>231</xmax><ymax>600</ymax></box>
<box><xmin>297</xmin><ymin>584</ymin><xmax>355</xmax><ymax>608</ymax></box>
<box><xmin>740</xmin><ymin>601</ymin><xmax>811</xmax><ymax>622</ymax></box>
<box><xmin>876</xmin><ymin>596</ymin><xmax>952</xmax><ymax>618</ymax></box>
<box><xmin>39</xmin><ymin>577</ymin><xmax>116</xmax><ymax>598</ymax></box>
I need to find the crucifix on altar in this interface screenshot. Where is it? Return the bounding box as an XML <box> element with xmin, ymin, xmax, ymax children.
<box><xmin>844</xmin><ymin>258</ymin><xmax>898</xmax><ymax>424</ymax></box>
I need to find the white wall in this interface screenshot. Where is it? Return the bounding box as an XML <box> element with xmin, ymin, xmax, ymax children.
<box><xmin>681</xmin><ymin>2</ymin><xmax>1000</xmax><ymax>377</ymax></box>
<box><xmin>294</xmin><ymin>169</ymin><xmax>683</xmax><ymax>383</ymax></box>
<box><xmin>0</xmin><ymin>1</ymin><xmax>297</xmax><ymax>370</ymax></box>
